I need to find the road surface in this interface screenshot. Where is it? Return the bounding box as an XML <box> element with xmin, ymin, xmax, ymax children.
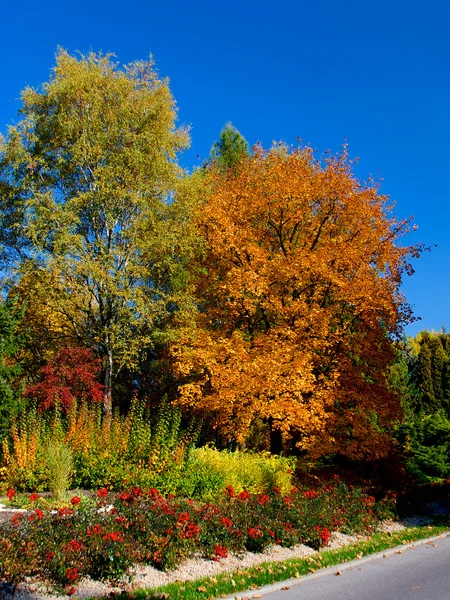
<box><xmin>227</xmin><ymin>533</ymin><xmax>450</xmax><ymax>600</ymax></box>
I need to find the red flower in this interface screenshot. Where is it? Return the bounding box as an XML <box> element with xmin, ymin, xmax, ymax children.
<box><xmin>268</xmin><ymin>529</ymin><xmax>275</xmax><ymax>537</ymax></box>
<box><xmin>221</xmin><ymin>517</ymin><xmax>233</xmax><ymax>529</ymax></box>
<box><xmin>115</xmin><ymin>515</ymin><xmax>127</xmax><ymax>524</ymax></box>
<box><xmin>29</xmin><ymin>493</ymin><xmax>40</xmax><ymax>502</ymax></box>
<box><xmin>103</xmin><ymin>531</ymin><xmax>123</xmax><ymax>542</ymax></box>
<box><xmin>177</xmin><ymin>512</ymin><xmax>190</xmax><ymax>524</ymax></box>
<box><xmin>67</xmin><ymin>539</ymin><xmax>84</xmax><ymax>552</ymax></box>
<box><xmin>70</xmin><ymin>496</ymin><xmax>81</xmax><ymax>506</ymax></box>
<box><xmin>35</xmin><ymin>509</ymin><xmax>44</xmax><ymax>519</ymax></box>
<box><xmin>248</xmin><ymin>527</ymin><xmax>262</xmax><ymax>539</ymax></box>
<box><xmin>302</xmin><ymin>490</ymin><xmax>318</xmax><ymax>499</ymax></box>
<box><xmin>131</xmin><ymin>486</ymin><xmax>143</xmax><ymax>497</ymax></box>
<box><xmin>58</xmin><ymin>507</ymin><xmax>74</xmax><ymax>516</ymax></box>
<box><xmin>87</xmin><ymin>524</ymin><xmax>102</xmax><ymax>535</ymax></box>
<box><xmin>118</xmin><ymin>491</ymin><xmax>133</xmax><ymax>503</ymax></box>
<box><xmin>12</xmin><ymin>513</ymin><xmax>22</xmax><ymax>526</ymax></box>
<box><xmin>362</xmin><ymin>495</ymin><xmax>375</xmax><ymax>506</ymax></box>
<box><xmin>181</xmin><ymin>522</ymin><xmax>200</xmax><ymax>539</ymax></box>
<box><xmin>67</xmin><ymin>586</ymin><xmax>76</xmax><ymax>595</ymax></box>
<box><xmin>97</xmin><ymin>487</ymin><xmax>108</xmax><ymax>498</ymax></box>
<box><xmin>213</xmin><ymin>544</ymin><xmax>228</xmax><ymax>560</ymax></box>
<box><xmin>238</xmin><ymin>490</ymin><xmax>251</xmax><ymax>501</ymax></box>
<box><xmin>147</xmin><ymin>488</ymin><xmax>160</xmax><ymax>498</ymax></box>
<box><xmin>225</xmin><ymin>485</ymin><xmax>235</xmax><ymax>497</ymax></box>
<box><xmin>45</xmin><ymin>550</ymin><xmax>55</xmax><ymax>561</ymax></box>
<box><xmin>315</xmin><ymin>525</ymin><xmax>331</xmax><ymax>545</ymax></box>
<box><xmin>6</xmin><ymin>489</ymin><xmax>15</xmax><ymax>501</ymax></box>
<box><xmin>66</xmin><ymin>568</ymin><xmax>79</xmax><ymax>582</ymax></box>
<box><xmin>257</xmin><ymin>494</ymin><xmax>269</xmax><ymax>505</ymax></box>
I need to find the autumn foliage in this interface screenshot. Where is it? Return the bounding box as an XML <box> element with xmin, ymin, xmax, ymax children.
<box><xmin>25</xmin><ymin>347</ymin><xmax>103</xmax><ymax>411</ymax></box>
<box><xmin>172</xmin><ymin>145</ymin><xmax>422</xmax><ymax>459</ymax></box>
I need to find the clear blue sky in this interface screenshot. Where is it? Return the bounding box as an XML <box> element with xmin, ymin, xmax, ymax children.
<box><xmin>2</xmin><ymin>0</ymin><xmax>449</xmax><ymax>336</ymax></box>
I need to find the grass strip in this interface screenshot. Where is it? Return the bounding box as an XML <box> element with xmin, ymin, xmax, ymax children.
<box><xmin>122</xmin><ymin>523</ymin><xmax>450</xmax><ymax>600</ymax></box>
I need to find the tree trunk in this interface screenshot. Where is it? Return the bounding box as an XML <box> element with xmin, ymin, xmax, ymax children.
<box><xmin>268</xmin><ymin>417</ymin><xmax>283</xmax><ymax>454</ymax></box>
<box><xmin>103</xmin><ymin>348</ymin><xmax>113</xmax><ymax>429</ymax></box>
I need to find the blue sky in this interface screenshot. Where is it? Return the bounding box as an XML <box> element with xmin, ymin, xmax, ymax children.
<box><xmin>2</xmin><ymin>0</ymin><xmax>449</xmax><ymax>336</ymax></box>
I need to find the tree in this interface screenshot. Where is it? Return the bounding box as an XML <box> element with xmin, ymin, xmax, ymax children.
<box><xmin>172</xmin><ymin>144</ymin><xmax>423</xmax><ymax>459</ymax></box>
<box><xmin>25</xmin><ymin>346</ymin><xmax>103</xmax><ymax>412</ymax></box>
<box><xmin>0</xmin><ymin>297</ymin><xmax>24</xmax><ymax>442</ymax></box>
<box><xmin>0</xmin><ymin>50</ymin><xmax>196</xmax><ymax>420</ymax></box>
<box><xmin>209</xmin><ymin>123</ymin><xmax>250</xmax><ymax>172</ymax></box>
<box><xmin>408</xmin><ymin>330</ymin><xmax>450</xmax><ymax>414</ymax></box>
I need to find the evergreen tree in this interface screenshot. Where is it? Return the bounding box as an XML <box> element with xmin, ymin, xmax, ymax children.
<box><xmin>0</xmin><ymin>297</ymin><xmax>24</xmax><ymax>442</ymax></box>
<box><xmin>210</xmin><ymin>123</ymin><xmax>250</xmax><ymax>171</ymax></box>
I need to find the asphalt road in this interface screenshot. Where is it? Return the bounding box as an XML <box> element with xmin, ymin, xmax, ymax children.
<box><xmin>229</xmin><ymin>534</ymin><xmax>450</xmax><ymax>600</ymax></box>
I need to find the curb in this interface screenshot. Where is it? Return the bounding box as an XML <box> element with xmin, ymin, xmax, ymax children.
<box><xmin>221</xmin><ymin>531</ymin><xmax>450</xmax><ymax>599</ymax></box>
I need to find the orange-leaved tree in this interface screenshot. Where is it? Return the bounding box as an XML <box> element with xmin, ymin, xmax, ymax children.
<box><xmin>171</xmin><ymin>144</ymin><xmax>423</xmax><ymax>460</ymax></box>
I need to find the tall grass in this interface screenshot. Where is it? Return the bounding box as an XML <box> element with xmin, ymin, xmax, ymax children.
<box><xmin>45</xmin><ymin>440</ymin><xmax>73</xmax><ymax>499</ymax></box>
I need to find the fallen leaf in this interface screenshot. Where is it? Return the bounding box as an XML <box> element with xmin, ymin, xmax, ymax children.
<box><xmin>335</xmin><ymin>570</ymin><xmax>342</xmax><ymax>576</ymax></box>
<box><xmin>281</xmin><ymin>586</ymin><xmax>290</xmax><ymax>590</ymax></box>
<box><xmin>197</xmin><ymin>586</ymin><xmax>207</xmax><ymax>593</ymax></box>
<box><xmin>394</xmin><ymin>550</ymin><xmax>404</xmax><ymax>554</ymax></box>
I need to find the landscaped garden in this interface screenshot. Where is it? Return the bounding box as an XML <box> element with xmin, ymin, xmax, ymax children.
<box><xmin>1</xmin><ymin>48</ymin><xmax>450</xmax><ymax>599</ymax></box>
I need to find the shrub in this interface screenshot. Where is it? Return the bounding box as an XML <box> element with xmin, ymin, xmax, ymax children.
<box><xmin>0</xmin><ymin>481</ymin><xmax>393</xmax><ymax>590</ymax></box>
<box><xmin>397</xmin><ymin>410</ymin><xmax>450</xmax><ymax>483</ymax></box>
<box><xmin>185</xmin><ymin>447</ymin><xmax>295</xmax><ymax>498</ymax></box>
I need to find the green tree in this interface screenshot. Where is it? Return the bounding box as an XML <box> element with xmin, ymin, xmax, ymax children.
<box><xmin>0</xmin><ymin>297</ymin><xmax>24</xmax><ymax>442</ymax></box>
<box><xmin>0</xmin><ymin>50</ymin><xmax>196</xmax><ymax>420</ymax></box>
<box><xmin>209</xmin><ymin>123</ymin><xmax>250</xmax><ymax>171</ymax></box>
<box><xmin>414</xmin><ymin>330</ymin><xmax>450</xmax><ymax>414</ymax></box>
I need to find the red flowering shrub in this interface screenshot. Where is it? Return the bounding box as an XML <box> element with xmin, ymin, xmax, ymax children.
<box><xmin>66</xmin><ymin>568</ymin><xmax>79</xmax><ymax>582</ymax></box>
<box><xmin>212</xmin><ymin>544</ymin><xmax>228</xmax><ymax>560</ymax></box>
<box><xmin>0</xmin><ymin>483</ymin><xmax>395</xmax><ymax>591</ymax></box>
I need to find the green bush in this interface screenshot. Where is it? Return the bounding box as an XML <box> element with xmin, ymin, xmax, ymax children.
<box><xmin>397</xmin><ymin>410</ymin><xmax>450</xmax><ymax>483</ymax></box>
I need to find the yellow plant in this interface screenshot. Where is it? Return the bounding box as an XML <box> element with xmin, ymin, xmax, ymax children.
<box><xmin>190</xmin><ymin>446</ymin><xmax>295</xmax><ymax>495</ymax></box>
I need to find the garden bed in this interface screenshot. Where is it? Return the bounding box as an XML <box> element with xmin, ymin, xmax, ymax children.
<box><xmin>0</xmin><ymin>482</ymin><xmax>397</xmax><ymax>597</ymax></box>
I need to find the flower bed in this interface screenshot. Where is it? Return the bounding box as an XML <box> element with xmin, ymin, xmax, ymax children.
<box><xmin>0</xmin><ymin>482</ymin><xmax>394</xmax><ymax>595</ymax></box>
